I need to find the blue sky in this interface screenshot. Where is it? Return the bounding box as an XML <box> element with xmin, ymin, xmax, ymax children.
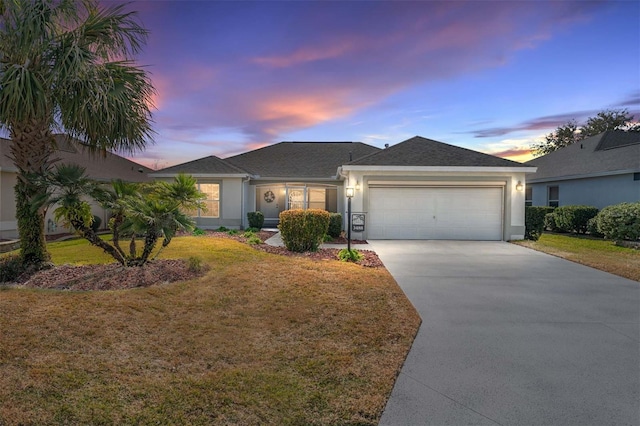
<box><xmin>121</xmin><ymin>1</ymin><xmax>639</xmax><ymax>168</ymax></box>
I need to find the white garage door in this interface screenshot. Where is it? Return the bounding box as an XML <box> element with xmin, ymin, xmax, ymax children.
<box><xmin>368</xmin><ymin>186</ymin><xmax>503</xmax><ymax>240</ymax></box>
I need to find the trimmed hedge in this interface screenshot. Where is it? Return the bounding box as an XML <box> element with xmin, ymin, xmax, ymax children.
<box><xmin>247</xmin><ymin>211</ymin><xmax>264</xmax><ymax>229</ymax></box>
<box><xmin>595</xmin><ymin>202</ymin><xmax>640</xmax><ymax>241</ymax></box>
<box><xmin>552</xmin><ymin>205</ymin><xmax>599</xmax><ymax>234</ymax></box>
<box><xmin>327</xmin><ymin>213</ymin><xmax>342</xmax><ymax>238</ymax></box>
<box><xmin>525</xmin><ymin>206</ymin><xmax>554</xmax><ymax>240</ymax></box>
<box><xmin>279</xmin><ymin>209</ymin><xmax>330</xmax><ymax>252</ymax></box>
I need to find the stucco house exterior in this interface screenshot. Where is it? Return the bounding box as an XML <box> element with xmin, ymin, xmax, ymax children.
<box><xmin>154</xmin><ymin>136</ymin><xmax>536</xmax><ymax>241</ymax></box>
<box><xmin>0</xmin><ymin>135</ymin><xmax>152</xmax><ymax>240</ymax></box>
<box><xmin>525</xmin><ymin>131</ymin><xmax>640</xmax><ymax>209</ymax></box>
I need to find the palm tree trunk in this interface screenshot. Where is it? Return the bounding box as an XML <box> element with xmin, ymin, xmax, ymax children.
<box><xmin>69</xmin><ymin>218</ymin><xmax>126</xmax><ymax>266</ymax></box>
<box><xmin>9</xmin><ymin>122</ymin><xmax>55</xmax><ymax>269</ymax></box>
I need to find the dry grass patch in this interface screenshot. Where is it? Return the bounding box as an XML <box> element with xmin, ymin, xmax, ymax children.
<box><xmin>514</xmin><ymin>233</ymin><xmax>640</xmax><ymax>282</ymax></box>
<box><xmin>0</xmin><ymin>237</ymin><xmax>420</xmax><ymax>425</ymax></box>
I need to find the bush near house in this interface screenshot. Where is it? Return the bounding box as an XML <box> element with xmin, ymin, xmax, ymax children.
<box><xmin>525</xmin><ymin>206</ymin><xmax>554</xmax><ymax>241</ymax></box>
<box><xmin>327</xmin><ymin>213</ymin><xmax>343</xmax><ymax>238</ymax></box>
<box><xmin>551</xmin><ymin>205</ymin><xmax>599</xmax><ymax>234</ymax></box>
<box><xmin>279</xmin><ymin>209</ymin><xmax>330</xmax><ymax>252</ymax></box>
<box><xmin>595</xmin><ymin>202</ymin><xmax>640</xmax><ymax>241</ymax></box>
<box><xmin>544</xmin><ymin>212</ymin><xmax>560</xmax><ymax>232</ymax></box>
<box><xmin>247</xmin><ymin>211</ymin><xmax>265</xmax><ymax>229</ymax></box>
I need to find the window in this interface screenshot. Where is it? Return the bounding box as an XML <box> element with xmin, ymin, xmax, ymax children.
<box><xmin>547</xmin><ymin>185</ymin><xmax>559</xmax><ymax>208</ymax></box>
<box><xmin>634</xmin><ymin>172</ymin><xmax>640</xmax><ymax>181</ymax></box>
<box><xmin>194</xmin><ymin>183</ymin><xmax>219</xmax><ymax>218</ymax></box>
<box><xmin>525</xmin><ymin>186</ymin><xmax>533</xmax><ymax>207</ymax></box>
<box><xmin>307</xmin><ymin>188</ymin><xmax>326</xmax><ymax>210</ymax></box>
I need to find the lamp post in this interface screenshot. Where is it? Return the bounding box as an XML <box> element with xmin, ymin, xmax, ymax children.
<box><xmin>345</xmin><ymin>187</ymin><xmax>354</xmax><ymax>252</ymax></box>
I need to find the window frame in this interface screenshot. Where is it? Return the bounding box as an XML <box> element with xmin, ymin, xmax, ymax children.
<box><xmin>195</xmin><ymin>182</ymin><xmax>220</xmax><ymax>218</ymax></box>
<box><xmin>525</xmin><ymin>186</ymin><xmax>533</xmax><ymax>207</ymax></box>
<box><xmin>547</xmin><ymin>185</ymin><xmax>559</xmax><ymax>208</ymax></box>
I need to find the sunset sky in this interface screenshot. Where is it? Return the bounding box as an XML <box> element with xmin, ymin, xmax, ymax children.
<box><xmin>120</xmin><ymin>1</ymin><xmax>639</xmax><ymax>168</ymax></box>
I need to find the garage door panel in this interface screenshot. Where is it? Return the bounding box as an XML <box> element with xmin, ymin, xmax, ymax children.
<box><xmin>368</xmin><ymin>187</ymin><xmax>502</xmax><ymax>240</ymax></box>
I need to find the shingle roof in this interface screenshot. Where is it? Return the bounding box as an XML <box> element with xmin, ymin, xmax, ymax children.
<box><xmin>347</xmin><ymin>136</ymin><xmax>529</xmax><ymax>167</ymax></box>
<box><xmin>526</xmin><ymin>130</ymin><xmax>640</xmax><ymax>181</ymax></box>
<box><xmin>225</xmin><ymin>141</ymin><xmax>380</xmax><ymax>178</ymax></box>
<box><xmin>154</xmin><ymin>155</ymin><xmax>247</xmax><ymax>175</ymax></box>
<box><xmin>0</xmin><ymin>135</ymin><xmax>152</xmax><ymax>182</ymax></box>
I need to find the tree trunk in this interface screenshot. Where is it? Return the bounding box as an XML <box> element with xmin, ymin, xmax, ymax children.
<box><xmin>9</xmin><ymin>121</ymin><xmax>56</xmax><ymax>269</ymax></box>
<box><xmin>69</xmin><ymin>218</ymin><xmax>126</xmax><ymax>266</ymax></box>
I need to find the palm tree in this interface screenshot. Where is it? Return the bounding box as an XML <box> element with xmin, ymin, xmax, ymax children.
<box><xmin>46</xmin><ymin>165</ymin><xmax>205</xmax><ymax>267</ymax></box>
<box><xmin>0</xmin><ymin>0</ymin><xmax>154</xmax><ymax>269</ymax></box>
<box><xmin>46</xmin><ymin>164</ymin><xmax>127</xmax><ymax>265</ymax></box>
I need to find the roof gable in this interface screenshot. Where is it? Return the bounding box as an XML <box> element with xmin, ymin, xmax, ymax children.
<box><xmin>155</xmin><ymin>155</ymin><xmax>247</xmax><ymax>175</ymax></box>
<box><xmin>348</xmin><ymin>136</ymin><xmax>529</xmax><ymax>167</ymax></box>
<box><xmin>526</xmin><ymin>130</ymin><xmax>640</xmax><ymax>180</ymax></box>
<box><xmin>225</xmin><ymin>141</ymin><xmax>380</xmax><ymax>178</ymax></box>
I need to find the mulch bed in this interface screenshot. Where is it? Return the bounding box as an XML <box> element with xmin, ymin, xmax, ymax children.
<box><xmin>16</xmin><ymin>259</ymin><xmax>206</xmax><ymax>291</ymax></box>
<box><xmin>7</xmin><ymin>230</ymin><xmax>383</xmax><ymax>291</ymax></box>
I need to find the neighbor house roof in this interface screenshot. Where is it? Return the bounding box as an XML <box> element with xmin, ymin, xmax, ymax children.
<box><xmin>225</xmin><ymin>141</ymin><xmax>380</xmax><ymax>178</ymax></box>
<box><xmin>0</xmin><ymin>135</ymin><xmax>152</xmax><ymax>182</ymax></box>
<box><xmin>526</xmin><ymin>130</ymin><xmax>640</xmax><ymax>182</ymax></box>
<box><xmin>347</xmin><ymin>136</ymin><xmax>530</xmax><ymax>168</ymax></box>
<box><xmin>153</xmin><ymin>155</ymin><xmax>248</xmax><ymax>176</ymax></box>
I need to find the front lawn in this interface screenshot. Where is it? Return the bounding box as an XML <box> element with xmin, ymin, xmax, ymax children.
<box><xmin>514</xmin><ymin>233</ymin><xmax>640</xmax><ymax>282</ymax></box>
<box><xmin>0</xmin><ymin>237</ymin><xmax>420</xmax><ymax>425</ymax></box>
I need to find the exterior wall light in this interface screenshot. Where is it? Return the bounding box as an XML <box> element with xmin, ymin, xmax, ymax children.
<box><xmin>515</xmin><ymin>181</ymin><xmax>524</xmax><ymax>191</ymax></box>
<box><xmin>355</xmin><ymin>181</ymin><xmax>361</xmax><ymax>191</ymax></box>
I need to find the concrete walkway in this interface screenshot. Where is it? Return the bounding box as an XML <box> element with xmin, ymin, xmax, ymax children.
<box><xmin>264</xmin><ymin>231</ymin><xmax>356</xmax><ymax>250</ymax></box>
<box><xmin>369</xmin><ymin>240</ymin><xmax>639</xmax><ymax>426</ymax></box>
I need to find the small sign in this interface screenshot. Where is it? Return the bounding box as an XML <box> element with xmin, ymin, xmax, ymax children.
<box><xmin>352</xmin><ymin>214</ymin><xmax>365</xmax><ymax>232</ymax></box>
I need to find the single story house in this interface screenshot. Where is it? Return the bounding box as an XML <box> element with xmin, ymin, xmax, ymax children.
<box><xmin>525</xmin><ymin>130</ymin><xmax>640</xmax><ymax>209</ymax></box>
<box><xmin>153</xmin><ymin>136</ymin><xmax>536</xmax><ymax>241</ymax></box>
<box><xmin>0</xmin><ymin>135</ymin><xmax>152</xmax><ymax>240</ymax></box>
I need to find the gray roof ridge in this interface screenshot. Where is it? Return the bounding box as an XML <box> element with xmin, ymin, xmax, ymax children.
<box><xmin>594</xmin><ymin>129</ymin><xmax>640</xmax><ymax>151</ymax></box>
<box><xmin>349</xmin><ymin>135</ymin><xmax>528</xmax><ymax>167</ymax></box>
<box><xmin>155</xmin><ymin>155</ymin><xmax>248</xmax><ymax>174</ymax></box>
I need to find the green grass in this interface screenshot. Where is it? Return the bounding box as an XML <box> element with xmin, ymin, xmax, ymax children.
<box><xmin>514</xmin><ymin>233</ymin><xmax>640</xmax><ymax>281</ymax></box>
<box><xmin>0</xmin><ymin>237</ymin><xmax>420</xmax><ymax>425</ymax></box>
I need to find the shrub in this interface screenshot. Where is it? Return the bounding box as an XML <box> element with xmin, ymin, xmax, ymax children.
<box><xmin>90</xmin><ymin>215</ymin><xmax>102</xmax><ymax>232</ymax></box>
<box><xmin>243</xmin><ymin>230</ymin><xmax>256</xmax><ymax>238</ymax></box>
<box><xmin>247</xmin><ymin>211</ymin><xmax>264</xmax><ymax>230</ymax></box>
<box><xmin>544</xmin><ymin>212</ymin><xmax>561</xmax><ymax>232</ymax></box>
<box><xmin>323</xmin><ymin>234</ymin><xmax>333</xmax><ymax>242</ymax></box>
<box><xmin>187</xmin><ymin>256</ymin><xmax>203</xmax><ymax>273</ymax></box>
<box><xmin>327</xmin><ymin>213</ymin><xmax>342</xmax><ymax>238</ymax></box>
<box><xmin>338</xmin><ymin>248</ymin><xmax>364</xmax><ymax>262</ymax></box>
<box><xmin>586</xmin><ymin>217</ymin><xmax>604</xmax><ymax>238</ymax></box>
<box><xmin>279</xmin><ymin>209</ymin><xmax>330</xmax><ymax>252</ymax></box>
<box><xmin>246</xmin><ymin>236</ymin><xmax>262</xmax><ymax>245</ymax></box>
<box><xmin>525</xmin><ymin>206</ymin><xmax>554</xmax><ymax>240</ymax></box>
<box><xmin>227</xmin><ymin>229</ymin><xmax>239</xmax><ymax>235</ymax></box>
<box><xmin>192</xmin><ymin>227</ymin><xmax>206</xmax><ymax>236</ymax></box>
<box><xmin>245</xmin><ymin>227</ymin><xmax>259</xmax><ymax>233</ymax></box>
<box><xmin>0</xmin><ymin>254</ymin><xmax>25</xmax><ymax>283</ymax></box>
<box><xmin>552</xmin><ymin>205</ymin><xmax>599</xmax><ymax>234</ymax></box>
<box><xmin>216</xmin><ymin>226</ymin><xmax>229</xmax><ymax>232</ymax></box>
<box><xmin>595</xmin><ymin>202</ymin><xmax>640</xmax><ymax>241</ymax></box>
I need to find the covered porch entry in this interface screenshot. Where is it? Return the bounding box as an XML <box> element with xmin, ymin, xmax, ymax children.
<box><xmin>255</xmin><ymin>183</ymin><xmax>338</xmax><ymax>226</ymax></box>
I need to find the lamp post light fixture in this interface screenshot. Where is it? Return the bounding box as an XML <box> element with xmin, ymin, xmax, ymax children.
<box><xmin>345</xmin><ymin>187</ymin><xmax>354</xmax><ymax>252</ymax></box>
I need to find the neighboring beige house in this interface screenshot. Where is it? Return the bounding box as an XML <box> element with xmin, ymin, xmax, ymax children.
<box><xmin>0</xmin><ymin>135</ymin><xmax>152</xmax><ymax>240</ymax></box>
<box><xmin>154</xmin><ymin>136</ymin><xmax>536</xmax><ymax>241</ymax></box>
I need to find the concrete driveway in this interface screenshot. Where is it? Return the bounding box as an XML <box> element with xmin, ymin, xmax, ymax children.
<box><xmin>369</xmin><ymin>241</ymin><xmax>639</xmax><ymax>426</ymax></box>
